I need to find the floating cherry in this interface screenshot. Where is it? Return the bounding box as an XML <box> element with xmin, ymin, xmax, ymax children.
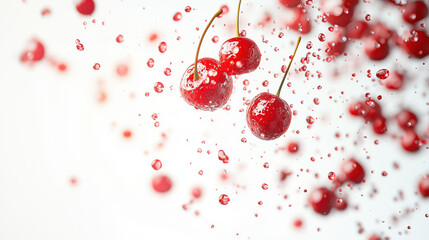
<box><xmin>180</xmin><ymin>9</ymin><xmax>233</xmax><ymax>111</ymax></box>
<box><xmin>219</xmin><ymin>0</ymin><xmax>261</xmax><ymax>75</ymax></box>
<box><xmin>246</xmin><ymin>37</ymin><xmax>301</xmax><ymax>140</ymax></box>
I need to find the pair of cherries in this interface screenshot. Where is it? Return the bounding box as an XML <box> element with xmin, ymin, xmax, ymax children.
<box><xmin>180</xmin><ymin>0</ymin><xmax>302</xmax><ymax>141</ymax></box>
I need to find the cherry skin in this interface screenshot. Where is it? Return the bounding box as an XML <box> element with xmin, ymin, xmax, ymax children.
<box><xmin>384</xmin><ymin>71</ymin><xmax>404</xmax><ymax>90</ymax></box>
<box><xmin>287</xmin><ymin>8</ymin><xmax>312</xmax><ymax>34</ymax></box>
<box><xmin>401</xmin><ymin>1</ymin><xmax>428</xmax><ymax>24</ymax></box>
<box><xmin>180</xmin><ymin>58</ymin><xmax>233</xmax><ymax>111</ymax></box>
<box><xmin>346</xmin><ymin>20</ymin><xmax>369</xmax><ymax>39</ymax></box>
<box><xmin>219</xmin><ymin>37</ymin><xmax>261</xmax><ymax>75</ymax></box>
<box><xmin>372</xmin><ymin>117</ymin><xmax>387</xmax><ymax>134</ymax></box>
<box><xmin>341</xmin><ymin>158</ymin><xmax>365</xmax><ymax>184</ymax></box>
<box><xmin>418</xmin><ymin>175</ymin><xmax>429</xmax><ymax>197</ymax></box>
<box><xmin>152</xmin><ymin>175</ymin><xmax>172</xmax><ymax>193</ymax></box>
<box><xmin>76</xmin><ymin>0</ymin><xmax>95</xmax><ymax>15</ymax></box>
<box><xmin>401</xmin><ymin>130</ymin><xmax>421</xmax><ymax>152</ymax></box>
<box><xmin>396</xmin><ymin>109</ymin><xmax>418</xmax><ymax>130</ymax></box>
<box><xmin>364</xmin><ymin>37</ymin><xmax>390</xmax><ymax>61</ymax></box>
<box><xmin>334</xmin><ymin>198</ymin><xmax>348</xmax><ymax>211</ymax></box>
<box><xmin>246</xmin><ymin>92</ymin><xmax>292</xmax><ymax>140</ymax></box>
<box><xmin>279</xmin><ymin>0</ymin><xmax>301</xmax><ymax>8</ymax></box>
<box><xmin>308</xmin><ymin>187</ymin><xmax>335</xmax><ymax>215</ymax></box>
<box><xmin>321</xmin><ymin>0</ymin><xmax>357</xmax><ymax>27</ymax></box>
<box><xmin>398</xmin><ymin>29</ymin><xmax>429</xmax><ymax>59</ymax></box>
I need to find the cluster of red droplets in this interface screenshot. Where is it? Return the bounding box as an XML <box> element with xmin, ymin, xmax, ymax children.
<box><xmin>308</xmin><ymin>158</ymin><xmax>365</xmax><ymax>215</ymax></box>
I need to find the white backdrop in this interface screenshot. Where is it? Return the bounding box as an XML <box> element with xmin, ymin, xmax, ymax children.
<box><xmin>0</xmin><ymin>0</ymin><xmax>428</xmax><ymax>239</ymax></box>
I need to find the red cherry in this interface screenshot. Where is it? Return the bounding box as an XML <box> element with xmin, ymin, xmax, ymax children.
<box><xmin>287</xmin><ymin>8</ymin><xmax>312</xmax><ymax>34</ymax></box>
<box><xmin>370</xmin><ymin>22</ymin><xmax>394</xmax><ymax>41</ymax></box>
<box><xmin>308</xmin><ymin>187</ymin><xmax>335</xmax><ymax>215</ymax></box>
<box><xmin>398</xmin><ymin>29</ymin><xmax>429</xmax><ymax>58</ymax></box>
<box><xmin>152</xmin><ymin>175</ymin><xmax>172</xmax><ymax>193</ymax></box>
<box><xmin>364</xmin><ymin>37</ymin><xmax>389</xmax><ymax>61</ymax></box>
<box><xmin>246</xmin><ymin>37</ymin><xmax>301</xmax><ymax>140</ymax></box>
<box><xmin>180</xmin><ymin>58</ymin><xmax>232</xmax><ymax>111</ymax></box>
<box><xmin>396</xmin><ymin>109</ymin><xmax>418</xmax><ymax>130</ymax></box>
<box><xmin>219</xmin><ymin>37</ymin><xmax>261</xmax><ymax>75</ymax></box>
<box><xmin>76</xmin><ymin>0</ymin><xmax>95</xmax><ymax>15</ymax></box>
<box><xmin>372</xmin><ymin>117</ymin><xmax>387</xmax><ymax>134</ymax></box>
<box><xmin>321</xmin><ymin>0</ymin><xmax>356</xmax><ymax>27</ymax></box>
<box><xmin>401</xmin><ymin>1</ymin><xmax>428</xmax><ymax>24</ymax></box>
<box><xmin>418</xmin><ymin>175</ymin><xmax>429</xmax><ymax>197</ymax></box>
<box><xmin>346</xmin><ymin>20</ymin><xmax>369</xmax><ymax>39</ymax></box>
<box><xmin>326</xmin><ymin>28</ymin><xmax>348</xmax><ymax>56</ymax></box>
<box><xmin>279</xmin><ymin>0</ymin><xmax>301</xmax><ymax>8</ymax></box>
<box><xmin>341</xmin><ymin>158</ymin><xmax>365</xmax><ymax>184</ymax></box>
<box><xmin>20</xmin><ymin>39</ymin><xmax>45</xmax><ymax>63</ymax></box>
<box><xmin>334</xmin><ymin>197</ymin><xmax>348</xmax><ymax>211</ymax></box>
<box><xmin>384</xmin><ymin>71</ymin><xmax>404</xmax><ymax>90</ymax></box>
<box><xmin>401</xmin><ymin>130</ymin><xmax>421</xmax><ymax>152</ymax></box>
<box><xmin>180</xmin><ymin>9</ymin><xmax>232</xmax><ymax>111</ymax></box>
<box><xmin>247</xmin><ymin>92</ymin><xmax>292</xmax><ymax>140</ymax></box>
<box><xmin>219</xmin><ymin>0</ymin><xmax>261</xmax><ymax>75</ymax></box>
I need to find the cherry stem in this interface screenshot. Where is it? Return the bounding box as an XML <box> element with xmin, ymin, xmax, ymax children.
<box><xmin>276</xmin><ymin>36</ymin><xmax>301</xmax><ymax>97</ymax></box>
<box><xmin>194</xmin><ymin>9</ymin><xmax>223</xmax><ymax>80</ymax></box>
<box><xmin>236</xmin><ymin>0</ymin><xmax>242</xmax><ymax>37</ymax></box>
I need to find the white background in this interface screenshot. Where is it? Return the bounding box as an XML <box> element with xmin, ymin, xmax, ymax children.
<box><xmin>0</xmin><ymin>0</ymin><xmax>428</xmax><ymax>239</ymax></box>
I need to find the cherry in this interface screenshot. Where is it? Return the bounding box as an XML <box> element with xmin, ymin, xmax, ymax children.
<box><xmin>321</xmin><ymin>0</ymin><xmax>357</xmax><ymax>27</ymax></box>
<box><xmin>334</xmin><ymin>198</ymin><xmax>348</xmax><ymax>211</ymax></box>
<box><xmin>398</xmin><ymin>29</ymin><xmax>429</xmax><ymax>59</ymax></box>
<box><xmin>20</xmin><ymin>39</ymin><xmax>45</xmax><ymax>63</ymax></box>
<box><xmin>180</xmin><ymin>9</ymin><xmax>233</xmax><ymax>111</ymax></box>
<box><xmin>279</xmin><ymin>0</ymin><xmax>301</xmax><ymax>8</ymax></box>
<box><xmin>288</xmin><ymin>142</ymin><xmax>299</xmax><ymax>153</ymax></box>
<box><xmin>384</xmin><ymin>71</ymin><xmax>404</xmax><ymax>90</ymax></box>
<box><xmin>287</xmin><ymin>7</ymin><xmax>312</xmax><ymax>34</ymax></box>
<box><xmin>152</xmin><ymin>175</ymin><xmax>172</xmax><ymax>193</ymax></box>
<box><xmin>418</xmin><ymin>175</ymin><xmax>429</xmax><ymax>197</ymax></box>
<box><xmin>346</xmin><ymin>20</ymin><xmax>369</xmax><ymax>39</ymax></box>
<box><xmin>372</xmin><ymin>117</ymin><xmax>387</xmax><ymax>134</ymax></box>
<box><xmin>341</xmin><ymin>158</ymin><xmax>365</xmax><ymax>184</ymax></box>
<box><xmin>364</xmin><ymin>37</ymin><xmax>390</xmax><ymax>61</ymax></box>
<box><xmin>76</xmin><ymin>0</ymin><xmax>95</xmax><ymax>15</ymax></box>
<box><xmin>219</xmin><ymin>0</ymin><xmax>261</xmax><ymax>75</ymax></box>
<box><xmin>396</xmin><ymin>109</ymin><xmax>418</xmax><ymax>130</ymax></box>
<box><xmin>401</xmin><ymin>130</ymin><xmax>421</xmax><ymax>152</ymax></box>
<box><xmin>246</xmin><ymin>37</ymin><xmax>301</xmax><ymax>140</ymax></box>
<box><xmin>308</xmin><ymin>187</ymin><xmax>335</xmax><ymax>215</ymax></box>
<box><xmin>326</xmin><ymin>28</ymin><xmax>348</xmax><ymax>56</ymax></box>
<box><xmin>401</xmin><ymin>1</ymin><xmax>428</xmax><ymax>24</ymax></box>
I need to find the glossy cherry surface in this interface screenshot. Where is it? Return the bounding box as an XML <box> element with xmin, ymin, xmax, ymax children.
<box><xmin>246</xmin><ymin>92</ymin><xmax>292</xmax><ymax>140</ymax></box>
<box><xmin>180</xmin><ymin>58</ymin><xmax>233</xmax><ymax>111</ymax></box>
<box><xmin>364</xmin><ymin>37</ymin><xmax>390</xmax><ymax>61</ymax></box>
<box><xmin>219</xmin><ymin>37</ymin><xmax>261</xmax><ymax>75</ymax></box>
<box><xmin>308</xmin><ymin>187</ymin><xmax>335</xmax><ymax>215</ymax></box>
<box><xmin>401</xmin><ymin>1</ymin><xmax>428</xmax><ymax>24</ymax></box>
<box><xmin>341</xmin><ymin>158</ymin><xmax>365</xmax><ymax>184</ymax></box>
<box><xmin>396</xmin><ymin>109</ymin><xmax>418</xmax><ymax>130</ymax></box>
<box><xmin>399</xmin><ymin>29</ymin><xmax>429</xmax><ymax>58</ymax></box>
<box><xmin>401</xmin><ymin>130</ymin><xmax>421</xmax><ymax>152</ymax></box>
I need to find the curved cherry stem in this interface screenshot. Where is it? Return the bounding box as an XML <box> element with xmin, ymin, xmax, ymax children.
<box><xmin>276</xmin><ymin>36</ymin><xmax>301</xmax><ymax>97</ymax></box>
<box><xmin>236</xmin><ymin>0</ymin><xmax>242</xmax><ymax>37</ymax></box>
<box><xmin>194</xmin><ymin>9</ymin><xmax>223</xmax><ymax>80</ymax></box>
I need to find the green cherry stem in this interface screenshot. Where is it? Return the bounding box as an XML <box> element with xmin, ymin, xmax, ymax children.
<box><xmin>236</xmin><ymin>0</ymin><xmax>242</xmax><ymax>37</ymax></box>
<box><xmin>194</xmin><ymin>9</ymin><xmax>223</xmax><ymax>80</ymax></box>
<box><xmin>276</xmin><ymin>36</ymin><xmax>301</xmax><ymax>97</ymax></box>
